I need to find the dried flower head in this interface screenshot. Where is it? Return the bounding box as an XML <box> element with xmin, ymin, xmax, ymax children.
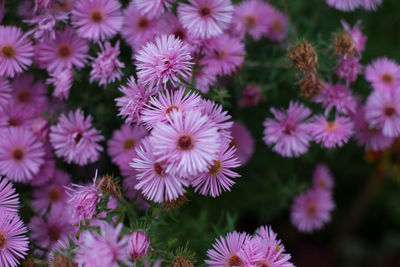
<box><xmin>288</xmin><ymin>42</ymin><xmax>318</xmax><ymax>74</ymax></box>
<box><xmin>165</xmin><ymin>196</ymin><xmax>190</xmax><ymax>211</ymax></box>
<box><xmin>332</xmin><ymin>31</ymin><xmax>357</xmax><ymax>58</ymax></box>
<box><xmin>51</xmin><ymin>254</ymin><xmax>77</xmax><ymax>267</ymax></box>
<box><xmin>97</xmin><ymin>175</ymin><xmax>121</xmax><ymax>198</ymax></box>
<box><xmin>298</xmin><ymin>73</ymin><xmax>326</xmax><ymax>100</ymax></box>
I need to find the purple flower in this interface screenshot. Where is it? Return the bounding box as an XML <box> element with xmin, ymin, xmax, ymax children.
<box><xmin>134</xmin><ymin>0</ymin><xmax>172</xmax><ymax>19</ymax></box>
<box><xmin>90</xmin><ymin>41</ymin><xmax>124</xmax><ymax>86</ymax></box>
<box><xmin>0</xmin><ymin>127</ymin><xmax>45</xmax><ymax>183</ymax></box>
<box><xmin>266</xmin><ymin>6</ymin><xmax>288</xmax><ymax>42</ymax></box>
<box><xmin>0</xmin><ymin>26</ymin><xmax>33</xmax><ymax>78</ymax></box>
<box><xmin>0</xmin><ymin>212</ymin><xmax>29</xmax><ymax>266</ymax></box>
<box><xmin>71</xmin><ymin>0</ymin><xmax>123</xmax><ymax>41</ymax></box>
<box><xmin>0</xmin><ymin>177</ymin><xmax>20</xmax><ymax>214</ymax></box>
<box><xmin>47</xmin><ymin>68</ymin><xmax>74</xmax><ymax>100</ymax></box>
<box><xmin>178</xmin><ymin>0</ymin><xmax>233</xmax><ymax>39</ymax></box>
<box><xmin>325</xmin><ymin>0</ymin><xmax>361</xmax><ymax>11</ymax></box>
<box><xmin>263</xmin><ymin>101</ymin><xmax>312</xmax><ymax>158</ymax></box>
<box><xmin>230</xmin><ymin>121</ymin><xmax>255</xmax><ymax>165</ymax></box>
<box><xmin>309</xmin><ymin>115</ymin><xmax>354</xmax><ymax>148</ymax></box>
<box><xmin>136</xmin><ymin>34</ymin><xmax>193</xmax><ymax>90</ymax></box>
<box><xmin>361</xmin><ymin>0</ymin><xmax>382</xmax><ymax>10</ymax></box>
<box><xmin>341</xmin><ymin>20</ymin><xmax>367</xmax><ymax>53</ymax></box>
<box><xmin>291</xmin><ymin>188</ymin><xmax>335</xmax><ymax>233</ymax></box>
<box><xmin>312</xmin><ymin>164</ymin><xmax>335</xmax><ymax>191</ymax></box>
<box><xmin>336</xmin><ymin>57</ymin><xmax>362</xmax><ymax>83</ymax></box>
<box><xmin>128</xmin><ymin>230</ymin><xmax>150</xmax><ymax>260</ymax></box>
<box><xmin>193</xmin><ymin>66</ymin><xmax>217</xmax><ymax>94</ymax></box>
<box><xmin>0</xmin><ymin>77</ymin><xmax>11</xmax><ymax>110</ymax></box>
<box><xmin>192</xmin><ymin>141</ymin><xmax>241</xmax><ymax>197</ymax></box>
<box><xmin>365</xmin><ymin>57</ymin><xmax>400</xmax><ymax>92</ymax></box>
<box><xmin>314</xmin><ymin>83</ymin><xmax>357</xmax><ymax>116</ymax></box>
<box><xmin>30</xmin><ymin>156</ymin><xmax>56</xmax><ymax>187</ymax></box>
<box><xmin>49</xmin><ymin>109</ymin><xmax>104</xmax><ymax>166</ymax></box>
<box><xmin>25</xmin><ymin>13</ymin><xmax>68</xmax><ymax>41</ymax></box>
<box><xmin>239</xmin><ymin>84</ymin><xmax>264</xmax><ymax>108</ymax></box>
<box><xmin>199</xmin><ymin>99</ymin><xmax>233</xmax><ymax>140</ymax></box>
<box><xmin>131</xmin><ymin>138</ymin><xmax>188</xmax><ymax>203</ymax></box>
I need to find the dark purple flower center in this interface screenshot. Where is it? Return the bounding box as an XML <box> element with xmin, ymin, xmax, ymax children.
<box><xmin>255</xmin><ymin>260</ymin><xmax>272</xmax><ymax>267</ymax></box>
<box><xmin>138</xmin><ymin>17</ymin><xmax>149</xmax><ymax>30</ymax></box>
<box><xmin>283</xmin><ymin>123</ymin><xmax>296</xmax><ymax>135</ymax></box>
<box><xmin>381</xmin><ymin>73</ymin><xmax>394</xmax><ymax>84</ymax></box>
<box><xmin>57</xmin><ymin>44</ymin><xmax>72</xmax><ymax>58</ymax></box>
<box><xmin>325</xmin><ymin>121</ymin><xmax>338</xmax><ymax>131</ymax></box>
<box><xmin>245</xmin><ymin>16</ymin><xmax>257</xmax><ymax>28</ymax></box>
<box><xmin>384</xmin><ymin>106</ymin><xmax>396</xmax><ymax>116</ymax></box>
<box><xmin>228</xmin><ymin>254</ymin><xmax>243</xmax><ymax>266</ymax></box>
<box><xmin>47</xmin><ymin>226</ymin><xmax>61</xmax><ymax>241</ymax></box>
<box><xmin>90</xmin><ymin>10</ymin><xmax>104</xmax><ymax>23</ymax></box>
<box><xmin>17</xmin><ymin>90</ymin><xmax>32</xmax><ymax>103</ymax></box>
<box><xmin>272</xmin><ymin>19</ymin><xmax>282</xmax><ymax>32</ymax></box>
<box><xmin>48</xmin><ymin>188</ymin><xmax>62</xmax><ymax>202</ymax></box>
<box><xmin>0</xmin><ymin>230</ymin><xmax>6</xmax><ymax>249</ymax></box>
<box><xmin>306</xmin><ymin>201</ymin><xmax>318</xmax><ymax>215</ymax></box>
<box><xmin>74</xmin><ymin>132</ymin><xmax>83</xmax><ymax>144</ymax></box>
<box><xmin>123</xmin><ymin>138</ymin><xmax>136</xmax><ymax>150</ymax></box>
<box><xmin>174</xmin><ymin>29</ymin><xmax>186</xmax><ymax>40</ymax></box>
<box><xmin>8</xmin><ymin>118</ymin><xmax>21</xmax><ymax>127</ymax></box>
<box><xmin>215</xmin><ymin>50</ymin><xmax>228</xmax><ymax>60</ymax></box>
<box><xmin>1</xmin><ymin>45</ymin><xmax>16</xmax><ymax>59</ymax></box>
<box><xmin>56</xmin><ymin>0</ymin><xmax>71</xmax><ymax>11</ymax></box>
<box><xmin>199</xmin><ymin>6</ymin><xmax>212</xmax><ymax>17</ymax></box>
<box><xmin>12</xmin><ymin>147</ymin><xmax>25</xmax><ymax>162</ymax></box>
<box><xmin>165</xmin><ymin>105</ymin><xmax>179</xmax><ymax>115</ymax></box>
<box><xmin>208</xmin><ymin>160</ymin><xmax>222</xmax><ymax>175</ymax></box>
<box><xmin>178</xmin><ymin>135</ymin><xmax>193</xmax><ymax>150</ymax></box>
<box><xmin>153</xmin><ymin>162</ymin><xmax>164</xmax><ymax>176</ymax></box>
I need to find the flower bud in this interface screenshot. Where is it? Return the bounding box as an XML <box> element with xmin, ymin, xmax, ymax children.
<box><xmin>128</xmin><ymin>231</ymin><xmax>150</xmax><ymax>260</ymax></box>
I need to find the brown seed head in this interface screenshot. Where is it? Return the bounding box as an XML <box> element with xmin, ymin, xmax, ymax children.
<box><xmin>165</xmin><ymin>196</ymin><xmax>189</xmax><ymax>211</ymax></box>
<box><xmin>288</xmin><ymin>42</ymin><xmax>318</xmax><ymax>74</ymax></box>
<box><xmin>97</xmin><ymin>175</ymin><xmax>121</xmax><ymax>198</ymax></box>
<box><xmin>298</xmin><ymin>73</ymin><xmax>325</xmax><ymax>100</ymax></box>
<box><xmin>23</xmin><ymin>258</ymin><xmax>37</xmax><ymax>267</ymax></box>
<box><xmin>52</xmin><ymin>255</ymin><xmax>77</xmax><ymax>267</ymax></box>
<box><xmin>332</xmin><ymin>31</ymin><xmax>357</xmax><ymax>57</ymax></box>
<box><xmin>173</xmin><ymin>255</ymin><xmax>195</xmax><ymax>267</ymax></box>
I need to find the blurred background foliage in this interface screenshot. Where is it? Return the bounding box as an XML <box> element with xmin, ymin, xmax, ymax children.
<box><xmin>4</xmin><ymin>0</ymin><xmax>400</xmax><ymax>266</ymax></box>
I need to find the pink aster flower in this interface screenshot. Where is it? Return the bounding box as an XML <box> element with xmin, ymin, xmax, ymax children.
<box><xmin>136</xmin><ymin>34</ymin><xmax>193</xmax><ymax>90</ymax></box>
<box><xmin>205</xmin><ymin>231</ymin><xmax>249</xmax><ymax>266</ymax></box>
<box><xmin>30</xmin><ymin>156</ymin><xmax>56</xmax><ymax>187</ymax></box>
<box><xmin>239</xmin><ymin>84</ymin><xmax>265</xmax><ymax>108</ymax></box>
<box><xmin>29</xmin><ymin>209</ymin><xmax>76</xmax><ymax>251</ymax></box>
<box><xmin>128</xmin><ymin>230</ymin><xmax>150</xmax><ymax>260</ymax></box>
<box><xmin>34</xmin><ymin>0</ymin><xmax>51</xmax><ymax>12</ymax></box>
<box><xmin>336</xmin><ymin>57</ymin><xmax>362</xmax><ymax>83</ymax></box>
<box><xmin>201</xmin><ymin>34</ymin><xmax>245</xmax><ymax>76</ymax></box>
<box><xmin>74</xmin><ymin>222</ymin><xmax>130</xmax><ymax>267</ymax></box>
<box><xmin>131</xmin><ymin>138</ymin><xmax>188</xmax><ymax>203</ymax></box>
<box><xmin>36</xmin><ymin>27</ymin><xmax>89</xmax><ymax>73</ymax></box>
<box><xmin>365</xmin><ymin>90</ymin><xmax>400</xmax><ymax>137</ymax></box>
<box><xmin>361</xmin><ymin>0</ymin><xmax>382</xmax><ymax>10</ymax></box>
<box><xmin>10</xmin><ymin>73</ymin><xmax>48</xmax><ymax>115</ymax></box>
<box><xmin>266</xmin><ymin>6</ymin><xmax>288</xmax><ymax>42</ymax></box>
<box><xmin>140</xmin><ymin>87</ymin><xmax>201</xmax><ymax>130</ymax></box>
<box><xmin>233</xmin><ymin>0</ymin><xmax>272</xmax><ymax>40</ymax></box>
<box><xmin>0</xmin><ymin>127</ymin><xmax>45</xmax><ymax>183</ymax></box>
<box><xmin>134</xmin><ymin>0</ymin><xmax>172</xmax><ymax>19</ymax></box>
<box><xmin>178</xmin><ymin>0</ymin><xmax>233</xmax><ymax>39</ymax></box>
<box><xmin>291</xmin><ymin>188</ymin><xmax>335</xmax><ymax>233</ymax></box>
<box><xmin>0</xmin><ymin>77</ymin><xmax>11</xmax><ymax>110</ymax></box>
<box><xmin>365</xmin><ymin>57</ymin><xmax>400</xmax><ymax>92</ymax></box>
<box><xmin>199</xmin><ymin>99</ymin><xmax>233</xmax><ymax>140</ymax></box>
<box><xmin>0</xmin><ymin>177</ymin><xmax>19</xmax><ymax>214</ymax></box>
<box><xmin>314</xmin><ymin>83</ymin><xmax>357</xmax><ymax>116</ymax></box>
<box><xmin>0</xmin><ymin>212</ymin><xmax>29</xmax><ymax>266</ymax></box>
<box><xmin>25</xmin><ymin>13</ymin><xmax>68</xmax><ymax>42</ymax></box>
<box><xmin>121</xmin><ymin>2</ymin><xmax>161</xmax><ymax>51</ymax></box>
<box><xmin>31</xmin><ymin>117</ymin><xmax>50</xmax><ymax>142</ymax></box>
<box><xmin>115</xmin><ymin>76</ymin><xmax>154</xmax><ymax>124</ymax></box>
<box><xmin>192</xmin><ymin>142</ymin><xmax>240</xmax><ymax>197</ymax></box>
<box><xmin>71</xmin><ymin>0</ymin><xmax>123</xmax><ymax>41</ymax></box>
<box><xmin>193</xmin><ymin>66</ymin><xmax>217</xmax><ymax>94</ymax></box>
<box><xmin>47</xmin><ymin>68</ymin><xmax>74</xmax><ymax>100</ymax></box>
<box><xmin>312</xmin><ymin>164</ymin><xmax>335</xmax><ymax>191</ymax></box>
<box><xmin>90</xmin><ymin>41</ymin><xmax>124</xmax><ymax>87</ymax></box>
<box><xmin>107</xmin><ymin>124</ymin><xmax>147</xmax><ymax>171</ymax></box>
<box><xmin>263</xmin><ymin>101</ymin><xmax>312</xmax><ymax>158</ymax></box>
<box><xmin>0</xmin><ymin>104</ymin><xmax>35</xmax><ymax>129</ymax></box>
<box><xmin>0</xmin><ymin>26</ymin><xmax>34</xmax><ymax>78</ymax></box>
<box><xmin>66</xmin><ymin>172</ymin><xmax>102</xmax><ymax>221</ymax></box>
<box><xmin>353</xmin><ymin>106</ymin><xmax>394</xmax><ymax>151</ymax></box>
<box><xmin>326</xmin><ymin>0</ymin><xmax>361</xmax><ymax>11</ymax></box>
<box><xmin>255</xmin><ymin>225</ymin><xmax>288</xmax><ymax>253</ymax></box>
<box><xmin>229</xmin><ymin>121</ymin><xmax>254</xmax><ymax>165</ymax></box>
<box><xmin>49</xmin><ymin>109</ymin><xmax>104</xmax><ymax>166</ymax></box>
<box><xmin>309</xmin><ymin>115</ymin><xmax>354</xmax><ymax>148</ymax></box>
<box><xmin>341</xmin><ymin>20</ymin><xmax>367</xmax><ymax>53</ymax></box>
<box><xmin>32</xmin><ymin>169</ymin><xmax>71</xmax><ymax>215</ymax></box>
<box><xmin>158</xmin><ymin>13</ymin><xmax>196</xmax><ymax>48</ymax></box>
<box><xmin>150</xmin><ymin>109</ymin><xmax>220</xmax><ymax>177</ymax></box>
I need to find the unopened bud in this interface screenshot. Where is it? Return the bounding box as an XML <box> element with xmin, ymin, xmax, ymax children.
<box><xmin>128</xmin><ymin>231</ymin><xmax>150</xmax><ymax>260</ymax></box>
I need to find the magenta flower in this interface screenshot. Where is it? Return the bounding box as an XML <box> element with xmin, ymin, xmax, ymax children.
<box><xmin>263</xmin><ymin>101</ymin><xmax>312</xmax><ymax>158</ymax></box>
<box><xmin>200</xmin><ymin>34</ymin><xmax>245</xmax><ymax>76</ymax></box>
<box><xmin>128</xmin><ymin>230</ymin><xmax>150</xmax><ymax>260</ymax></box>
<box><xmin>314</xmin><ymin>83</ymin><xmax>357</xmax><ymax>116</ymax></box>
<box><xmin>150</xmin><ymin>109</ymin><xmax>220</xmax><ymax>177</ymax></box>
<box><xmin>30</xmin><ymin>156</ymin><xmax>56</xmax><ymax>187</ymax></box>
<box><xmin>115</xmin><ymin>76</ymin><xmax>154</xmax><ymax>124</ymax></box>
<box><xmin>365</xmin><ymin>57</ymin><xmax>400</xmax><ymax>92</ymax></box>
<box><xmin>341</xmin><ymin>20</ymin><xmax>367</xmax><ymax>53</ymax></box>
<box><xmin>134</xmin><ymin>0</ymin><xmax>172</xmax><ymax>19</ymax></box>
<box><xmin>107</xmin><ymin>124</ymin><xmax>147</xmax><ymax>171</ymax></box>
<box><xmin>131</xmin><ymin>138</ymin><xmax>188</xmax><ymax>203</ymax></box>
<box><xmin>0</xmin><ymin>104</ymin><xmax>35</xmax><ymax>129</ymax></box>
<box><xmin>0</xmin><ymin>127</ymin><xmax>45</xmax><ymax>183</ymax></box>
<box><xmin>0</xmin><ymin>77</ymin><xmax>11</xmax><ymax>110</ymax></box>
<box><xmin>192</xmin><ymin>142</ymin><xmax>241</xmax><ymax>197</ymax></box>
<box><xmin>230</xmin><ymin>121</ymin><xmax>254</xmax><ymax>165</ymax></box>
<box><xmin>199</xmin><ymin>98</ymin><xmax>233</xmax><ymax>140</ymax></box>
<box><xmin>361</xmin><ymin>0</ymin><xmax>382</xmax><ymax>10</ymax></box>
<box><xmin>178</xmin><ymin>0</ymin><xmax>233</xmax><ymax>39</ymax></box>
<box><xmin>0</xmin><ymin>26</ymin><xmax>33</xmax><ymax>78</ymax></box>
<box><xmin>36</xmin><ymin>27</ymin><xmax>89</xmax><ymax>73</ymax></box>
<box><xmin>49</xmin><ymin>109</ymin><xmax>104</xmax><ymax>166</ymax></box>
<box><xmin>141</xmin><ymin>87</ymin><xmax>201</xmax><ymax>130</ymax></box>
<box><xmin>0</xmin><ymin>177</ymin><xmax>19</xmax><ymax>214</ymax></box>
<box><xmin>121</xmin><ymin>2</ymin><xmax>161</xmax><ymax>51</ymax></box>
<box><xmin>325</xmin><ymin>0</ymin><xmax>361</xmax><ymax>11</ymax></box>
<box><xmin>239</xmin><ymin>84</ymin><xmax>264</xmax><ymax>108</ymax></box>
<box><xmin>29</xmin><ymin>209</ymin><xmax>76</xmax><ymax>250</ymax></box>
<box><xmin>90</xmin><ymin>41</ymin><xmax>124</xmax><ymax>86</ymax></box>
<box><xmin>313</xmin><ymin>164</ymin><xmax>335</xmax><ymax>191</ymax></box>
<box><xmin>74</xmin><ymin>222</ymin><xmax>130</xmax><ymax>267</ymax></box>
<box><xmin>365</xmin><ymin>90</ymin><xmax>400</xmax><ymax>137</ymax></box>
<box><xmin>32</xmin><ymin>169</ymin><xmax>71</xmax><ymax>215</ymax></box>
<box><xmin>266</xmin><ymin>6</ymin><xmax>288</xmax><ymax>42</ymax></box>
<box><xmin>336</xmin><ymin>57</ymin><xmax>362</xmax><ymax>83</ymax></box>
<box><xmin>309</xmin><ymin>115</ymin><xmax>354</xmax><ymax>148</ymax></box>
<box><xmin>136</xmin><ymin>34</ymin><xmax>193</xmax><ymax>90</ymax></box>
<box><xmin>31</xmin><ymin>117</ymin><xmax>50</xmax><ymax>142</ymax></box>
<box><xmin>193</xmin><ymin>66</ymin><xmax>217</xmax><ymax>94</ymax></box>
<box><xmin>47</xmin><ymin>68</ymin><xmax>74</xmax><ymax>100</ymax></box>
<box><xmin>0</xmin><ymin>212</ymin><xmax>29</xmax><ymax>266</ymax></box>
<box><xmin>291</xmin><ymin>188</ymin><xmax>335</xmax><ymax>233</ymax></box>
<box><xmin>205</xmin><ymin>231</ymin><xmax>249</xmax><ymax>266</ymax></box>
<box><xmin>71</xmin><ymin>0</ymin><xmax>123</xmax><ymax>41</ymax></box>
